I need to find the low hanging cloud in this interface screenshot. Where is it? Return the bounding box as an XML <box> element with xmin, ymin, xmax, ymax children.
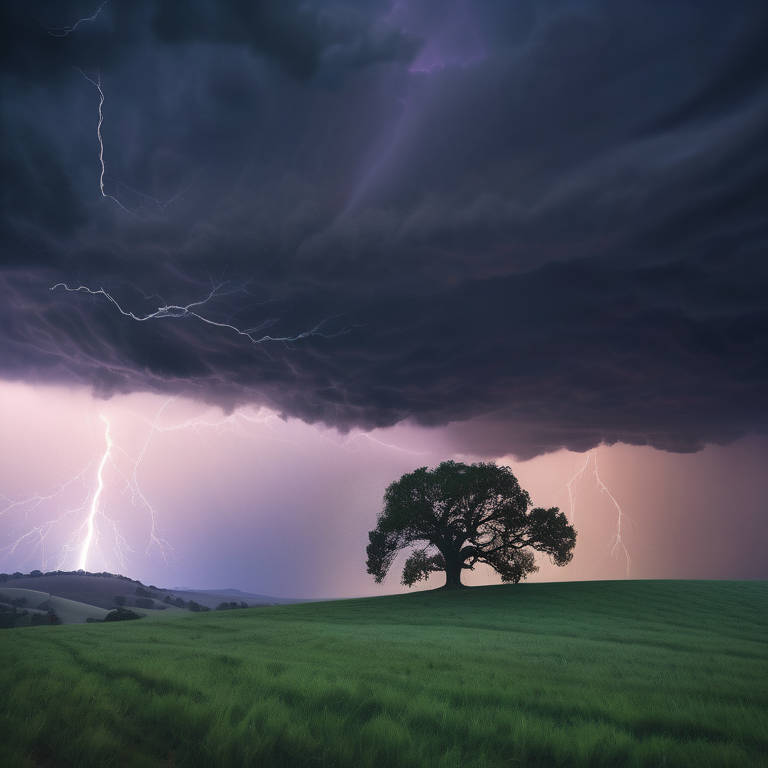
<box><xmin>1</xmin><ymin>0</ymin><xmax>766</xmax><ymax>458</ymax></box>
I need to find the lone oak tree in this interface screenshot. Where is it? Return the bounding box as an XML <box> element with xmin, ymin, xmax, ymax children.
<box><xmin>366</xmin><ymin>461</ymin><xmax>577</xmax><ymax>589</ymax></box>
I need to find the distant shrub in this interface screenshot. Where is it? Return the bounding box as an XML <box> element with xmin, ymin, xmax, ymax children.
<box><xmin>188</xmin><ymin>600</ymin><xmax>209</xmax><ymax>612</ymax></box>
<box><xmin>114</xmin><ymin>595</ymin><xmax>126</xmax><ymax>606</ymax></box>
<box><xmin>29</xmin><ymin>570</ymin><xmax>44</xmax><ymax>578</ymax></box>
<box><xmin>135</xmin><ymin>597</ymin><xmax>154</xmax><ymax>609</ymax></box>
<box><xmin>0</xmin><ymin>594</ymin><xmax>27</xmax><ymax>609</ymax></box>
<box><xmin>0</xmin><ymin>611</ymin><xmax>26</xmax><ymax>629</ymax></box>
<box><xmin>31</xmin><ymin>610</ymin><xmax>61</xmax><ymax>626</ymax></box>
<box><xmin>104</xmin><ymin>607</ymin><xmax>142</xmax><ymax>622</ymax></box>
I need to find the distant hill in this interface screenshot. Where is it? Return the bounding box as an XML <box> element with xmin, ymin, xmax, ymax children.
<box><xmin>0</xmin><ymin>570</ymin><xmax>320</xmax><ymax>612</ymax></box>
<box><xmin>0</xmin><ymin>587</ymin><xmax>109</xmax><ymax>625</ymax></box>
<box><xmin>181</xmin><ymin>587</ymin><xmax>325</xmax><ymax>605</ymax></box>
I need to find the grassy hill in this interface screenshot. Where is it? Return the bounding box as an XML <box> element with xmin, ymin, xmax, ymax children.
<box><xmin>0</xmin><ymin>587</ymin><xmax>111</xmax><ymax>625</ymax></box>
<box><xmin>1</xmin><ymin>580</ymin><xmax>766</xmax><ymax>767</ymax></box>
<box><xmin>2</xmin><ymin>572</ymin><xmax>303</xmax><ymax>611</ymax></box>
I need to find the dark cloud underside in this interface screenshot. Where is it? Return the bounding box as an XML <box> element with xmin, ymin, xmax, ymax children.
<box><xmin>2</xmin><ymin>0</ymin><xmax>766</xmax><ymax>456</ymax></box>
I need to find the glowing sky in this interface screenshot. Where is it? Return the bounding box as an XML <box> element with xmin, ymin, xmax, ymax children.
<box><xmin>1</xmin><ymin>1</ymin><xmax>766</xmax><ymax>595</ymax></box>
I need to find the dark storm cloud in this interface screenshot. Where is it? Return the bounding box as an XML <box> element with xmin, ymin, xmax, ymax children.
<box><xmin>1</xmin><ymin>0</ymin><xmax>766</xmax><ymax>457</ymax></box>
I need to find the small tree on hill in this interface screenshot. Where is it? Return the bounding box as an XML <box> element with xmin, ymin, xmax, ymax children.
<box><xmin>366</xmin><ymin>461</ymin><xmax>577</xmax><ymax>589</ymax></box>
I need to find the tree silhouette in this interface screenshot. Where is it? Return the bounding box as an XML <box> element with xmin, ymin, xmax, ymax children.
<box><xmin>366</xmin><ymin>461</ymin><xmax>576</xmax><ymax>589</ymax></box>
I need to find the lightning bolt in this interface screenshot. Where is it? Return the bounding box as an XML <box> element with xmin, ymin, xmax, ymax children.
<box><xmin>566</xmin><ymin>452</ymin><xmax>591</xmax><ymax>525</ymax></box>
<box><xmin>70</xmin><ymin>66</ymin><xmax>137</xmax><ymax>215</ymax></box>
<box><xmin>71</xmin><ymin>66</ymin><xmax>191</xmax><ymax>215</ymax></box>
<box><xmin>1</xmin><ymin>408</ymin><xmax>174</xmax><ymax>574</ymax></box>
<box><xmin>561</xmin><ymin>449</ymin><xmax>636</xmax><ymax>578</ymax></box>
<box><xmin>1</xmin><ymin>391</ymin><xmax>423</xmax><ymax>579</ymax></box>
<box><xmin>41</xmin><ymin>1</ymin><xmax>108</xmax><ymax>37</ymax></box>
<box><xmin>78</xmin><ymin>415</ymin><xmax>112</xmax><ymax>570</ymax></box>
<box><xmin>50</xmin><ymin>282</ymin><xmax>352</xmax><ymax>346</ymax></box>
<box><xmin>592</xmin><ymin>451</ymin><xmax>635</xmax><ymax>578</ymax></box>
<box><xmin>1</xmin><ymin>461</ymin><xmax>96</xmax><ymax>571</ymax></box>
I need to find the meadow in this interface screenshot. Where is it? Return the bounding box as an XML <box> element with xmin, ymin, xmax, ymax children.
<box><xmin>1</xmin><ymin>580</ymin><xmax>766</xmax><ymax>767</ymax></box>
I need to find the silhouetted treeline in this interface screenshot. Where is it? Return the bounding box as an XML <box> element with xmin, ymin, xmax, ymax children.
<box><xmin>0</xmin><ymin>570</ymin><xmax>140</xmax><ymax>582</ymax></box>
<box><xmin>216</xmin><ymin>601</ymin><xmax>249</xmax><ymax>610</ymax></box>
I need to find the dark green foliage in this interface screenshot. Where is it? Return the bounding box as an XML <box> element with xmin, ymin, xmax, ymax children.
<box><xmin>367</xmin><ymin>461</ymin><xmax>576</xmax><ymax>588</ymax></box>
<box><xmin>30</xmin><ymin>610</ymin><xmax>61</xmax><ymax>626</ymax></box>
<box><xmin>0</xmin><ymin>594</ymin><xmax>27</xmax><ymax>609</ymax></box>
<box><xmin>215</xmin><ymin>601</ymin><xmax>250</xmax><ymax>611</ymax></box>
<box><xmin>0</xmin><ymin>594</ymin><xmax>34</xmax><ymax>629</ymax></box>
<box><xmin>0</xmin><ymin>607</ymin><xmax>27</xmax><ymax>628</ymax></box>
<box><xmin>187</xmin><ymin>601</ymin><xmax>209</xmax><ymax>612</ymax></box>
<box><xmin>164</xmin><ymin>595</ymin><xmax>189</xmax><ymax>608</ymax></box>
<box><xmin>103</xmin><ymin>607</ymin><xmax>142</xmax><ymax>622</ymax></box>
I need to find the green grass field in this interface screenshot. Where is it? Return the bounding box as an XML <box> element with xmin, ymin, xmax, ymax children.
<box><xmin>1</xmin><ymin>580</ymin><xmax>766</xmax><ymax>767</ymax></box>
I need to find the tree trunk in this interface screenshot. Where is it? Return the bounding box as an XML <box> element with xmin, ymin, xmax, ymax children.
<box><xmin>442</xmin><ymin>557</ymin><xmax>465</xmax><ymax>589</ymax></box>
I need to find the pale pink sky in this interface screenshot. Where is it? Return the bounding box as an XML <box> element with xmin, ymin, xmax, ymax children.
<box><xmin>1</xmin><ymin>380</ymin><xmax>766</xmax><ymax>598</ymax></box>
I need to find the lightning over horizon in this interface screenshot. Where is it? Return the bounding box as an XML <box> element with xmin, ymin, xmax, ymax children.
<box><xmin>560</xmin><ymin>449</ymin><xmax>636</xmax><ymax>578</ymax></box>
<box><xmin>0</xmin><ymin>392</ymin><xmax>424</xmax><ymax>581</ymax></box>
<box><xmin>77</xmin><ymin>414</ymin><xmax>112</xmax><ymax>570</ymax></box>
<box><xmin>593</xmin><ymin>451</ymin><xmax>635</xmax><ymax>578</ymax></box>
<box><xmin>1</xmin><ymin>405</ymin><xmax>174</xmax><ymax>576</ymax></box>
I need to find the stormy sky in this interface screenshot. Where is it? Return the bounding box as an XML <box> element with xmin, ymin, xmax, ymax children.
<box><xmin>1</xmin><ymin>1</ymin><xmax>766</xmax><ymax>595</ymax></box>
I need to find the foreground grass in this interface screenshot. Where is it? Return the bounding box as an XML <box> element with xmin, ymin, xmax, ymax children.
<box><xmin>1</xmin><ymin>580</ymin><xmax>766</xmax><ymax>767</ymax></box>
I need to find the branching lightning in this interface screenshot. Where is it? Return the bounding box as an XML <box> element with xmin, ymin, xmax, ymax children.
<box><xmin>1</xmin><ymin>394</ymin><xmax>420</xmax><ymax>577</ymax></box>
<box><xmin>563</xmin><ymin>449</ymin><xmax>636</xmax><ymax>578</ymax></box>
<box><xmin>41</xmin><ymin>0</ymin><xmax>108</xmax><ymax>37</ymax></box>
<box><xmin>566</xmin><ymin>452</ymin><xmax>591</xmax><ymax>526</ymax></box>
<box><xmin>1</xmin><ymin>408</ymin><xmax>174</xmax><ymax>574</ymax></box>
<box><xmin>50</xmin><ymin>282</ymin><xmax>351</xmax><ymax>346</ymax></box>
<box><xmin>593</xmin><ymin>452</ymin><xmax>635</xmax><ymax>578</ymax></box>
<box><xmin>1</xmin><ymin>461</ymin><xmax>97</xmax><ymax>571</ymax></box>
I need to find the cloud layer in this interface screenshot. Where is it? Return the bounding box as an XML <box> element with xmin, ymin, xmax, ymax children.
<box><xmin>2</xmin><ymin>0</ymin><xmax>767</xmax><ymax>457</ymax></box>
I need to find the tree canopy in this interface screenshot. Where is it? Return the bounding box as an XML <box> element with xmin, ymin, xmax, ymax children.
<box><xmin>366</xmin><ymin>461</ymin><xmax>577</xmax><ymax>589</ymax></box>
